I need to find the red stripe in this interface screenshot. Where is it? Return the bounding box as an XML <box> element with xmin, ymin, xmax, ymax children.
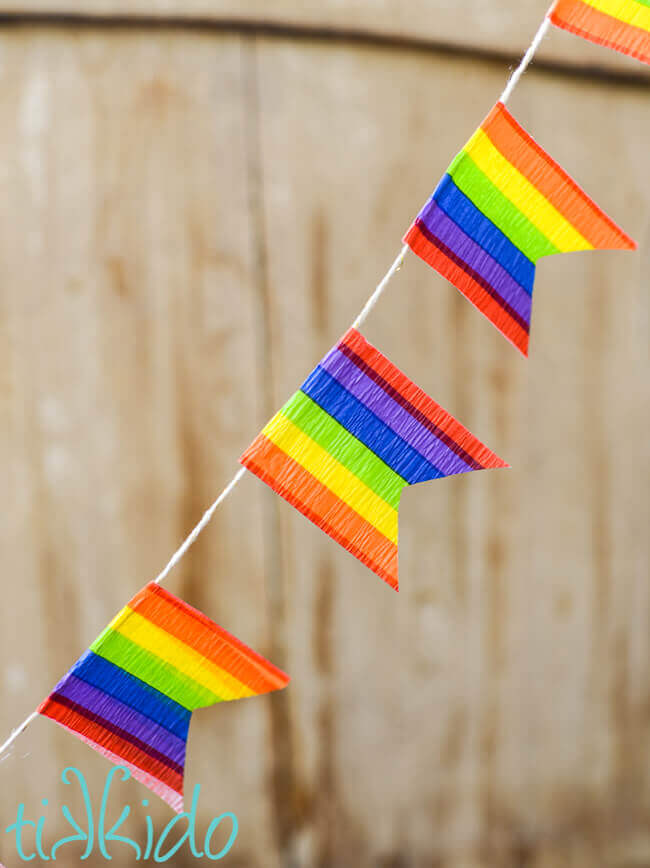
<box><xmin>338</xmin><ymin>329</ymin><xmax>507</xmax><ymax>470</ymax></box>
<box><xmin>414</xmin><ymin>219</ymin><xmax>531</xmax><ymax>334</ymax></box>
<box><xmin>404</xmin><ymin>221</ymin><xmax>530</xmax><ymax>356</ymax></box>
<box><xmin>337</xmin><ymin>340</ymin><xmax>483</xmax><ymax>470</ymax></box>
<box><xmin>240</xmin><ymin>436</ymin><xmax>399</xmax><ymax>590</ymax></box>
<box><xmin>45</xmin><ymin>692</ymin><xmax>184</xmax><ymax>774</ymax></box>
<box><xmin>40</xmin><ymin>698</ymin><xmax>184</xmax><ymax>795</ymax></box>
<box><xmin>341</xmin><ymin>326</ymin><xmax>512</xmax><ymax>461</ymax></box>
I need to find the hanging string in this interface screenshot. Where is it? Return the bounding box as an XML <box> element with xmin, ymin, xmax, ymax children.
<box><xmin>500</xmin><ymin>14</ymin><xmax>552</xmax><ymax>104</ymax></box>
<box><xmin>0</xmin><ymin>6</ymin><xmax>551</xmax><ymax>761</ymax></box>
<box><xmin>0</xmin><ymin>712</ymin><xmax>38</xmax><ymax>761</ymax></box>
<box><xmin>153</xmin><ymin>467</ymin><xmax>247</xmax><ymax>585</ymax></box>
<box><xmin>352</xmin><ymin>245</ymin><xmax>409</xmax><ymax>329</ymax></box>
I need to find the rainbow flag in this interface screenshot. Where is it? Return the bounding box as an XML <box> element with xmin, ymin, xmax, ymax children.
<box><xmin>39</xmin><ymin>583</ymin><xmax>289</xmax><ymax>812</ymax></box>
<box><xmin>404</xmin><ymin>101</ymin><xmax>636</xmax><ymax>355</ymax></box>
<box><xmin>550</xmin><ymin>0</ymin><xmax>650</xmax><ymax>64</ymax></box>
<box><xmin>240</xmin><ymin>328</ymin><xmax>508</xmax><ymax>590</ymax></box>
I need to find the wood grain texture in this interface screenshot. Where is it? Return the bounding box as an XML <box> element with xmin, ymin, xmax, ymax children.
<box><xmin>0</xmin><ymin>17</ymin><xmax>648</xmax><ymax>868</ymax></box>
<box><xmin>1</xmin><ymin>0</ymin><xmax>650</xmax><ymax>74</ymax></box>
<box><xmin>0</xmin><ymin>28</ymin><xmax>281</xmax><ymax>867</ymax></box>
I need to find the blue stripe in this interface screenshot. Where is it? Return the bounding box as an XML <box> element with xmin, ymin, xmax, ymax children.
<box><xmin>300</xmin><ymin>367</ymin><xmax>444</xmax><ymax>485</ymax></box>
<box><xmin>432</xmin><ymin>174</ymin><xmax>535</xmax><ymax>295</ymax></box>
<box><xmin>66</xmin><ymin>650</ymin><xmax>191</xmax><ymax>741</ymax></box>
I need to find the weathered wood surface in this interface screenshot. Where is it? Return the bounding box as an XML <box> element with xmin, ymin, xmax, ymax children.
<box><xmin>2</xmin><ymin>0</ymin><xmax>650</xmax><ymax>74</ymax></box>
<box><xmin>0</xmin><ymin>17</ymin><xmax>648</xmax><ymax>868</ymax></box>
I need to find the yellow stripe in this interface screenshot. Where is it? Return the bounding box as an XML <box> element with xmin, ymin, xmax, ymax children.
<box><xmin>262</xmin><ymin>412</ymin><xmax>399</xmax><ymax>544</ymax></box>
<box><xmin>109</xmin><ymin>608</ymin><xmax>255</xmax><ymax>702</ymax></box>
<box><xmin>581</xmin><ymin>0</ymin><xmax>650</xmax><ymax>30</ymax></box>
<box><xmin>465</xmin><ymin>128</ymin><xmax>593</xmax><ymax>254</ymax></box>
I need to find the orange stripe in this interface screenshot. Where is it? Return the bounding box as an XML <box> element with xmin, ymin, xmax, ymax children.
<box><xmin>132</xmin><ymin>587</ymin><xmax>289</xmax><ymax>695</ymax></box>
<box><xmin>550</xmin><ymin>0</ymin><xmax>650</xmax><ymax>63</ymax></box>
<box><xmin>341</xmin><ymin>328</ymin><xmax>508</xmax><ymax>468</ymax></box>
<box><xmin>405</xmin><ymin>223</ymin><xmax>530</xmax><ymax>356</ymax></box>
<box><xmin>482</xmin><ymin>103</ymin><xmax>636</xmax><ymax>251</ymax></box>
<box><xmin>241</xmin><ymin>435</ymin><xmax>399</xmax><ymax>590</ymax></box>
<box><xmin>40</xmin><ymin>699</ymin><xmax>183</xmax><ymax>794</ymax></box>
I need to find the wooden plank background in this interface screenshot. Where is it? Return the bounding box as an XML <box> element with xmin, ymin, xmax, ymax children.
<box><xmin>2</xmin><ymin>0</ymin><xmax>650</xmax><ymax>73</ymax></box>
<box><xmin>0</xmin><ymin>5</ymin><xmax>648</xmax><ymax>867</ymax></box>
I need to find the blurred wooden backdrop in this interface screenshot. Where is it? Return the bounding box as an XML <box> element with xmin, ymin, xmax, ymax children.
<box><xmin>0</xmin><ymin>2</ymin><xmax>648</xmax><ymax>866</ymax></box>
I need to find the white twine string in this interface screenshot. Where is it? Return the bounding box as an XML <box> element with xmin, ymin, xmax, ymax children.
<box><xmin>0</xmin><ymin>6</ymin><xmax>554</xmax><ymax>760</ymax></box>
<box><xmin>499</xmin><ymin>14</ymin><xmax>552</xmax><ymax>105</ymax></box>
<box><xmin>153</xmin><ymin>467</ymin><xmax>247</xmax><ymax>585</ymax></box>
<box><xmin>352</xmin><ymin>244</ymin><xmax>409</xmax><ymax>330</ymax></box>
<box><xmin>0</xmin><ymin>711</ymin><xmax>38</xmax><ymax>760</ymax></box>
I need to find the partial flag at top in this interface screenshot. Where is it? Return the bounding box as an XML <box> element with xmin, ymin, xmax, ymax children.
<box><xmin>549</xmin><ymin>0</ymin><xmax>650</xmax><ymax>64</ymax></box>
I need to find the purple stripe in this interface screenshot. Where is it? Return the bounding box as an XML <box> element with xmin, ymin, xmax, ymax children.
<box><xmin>51</xmin><ymin>692</ymin><xmax>185</xmax><ymax>777</ymax></box>
<box><xmin>419</xmin><ymin>198</ymin><xmax>532</xmax><ymax>324</ymax></box>
<box><xmin>319</xmin><ymin>348</ymin><xmax>473</xmax><ymax>477</ymax></box>
<box><xmin>413</xmin><ymin>219</ymin><xmax>530</xmax><ymax>334</ymax></box>
<box><xmin>336</xmin><ymin>341</ymin><xmax>485</xmax><ymax>469</ymax></box>
<box><xmin>58</xmin><ymin>675</ymin><xmax>186</xmax><ymax>766</ymax></box>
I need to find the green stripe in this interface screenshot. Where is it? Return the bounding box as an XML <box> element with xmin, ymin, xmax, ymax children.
<box><xmin>631</xmin><ymin>0</ymin><xmax>650</xmax><ymax>10</ymax></box>
<box><xmin>449</xmin><ymin>150</ymin><xmax>559</xmax><ymax>262</ymax></box>
<box><xmin>91</xmin><ymin>628</ymin><xmax>224</xmax><ymax>711</ymax></box>
<box><xmin>280</xmin><ymin>391</ymin><xmax>406</xmax><ymax>509</ymax></box>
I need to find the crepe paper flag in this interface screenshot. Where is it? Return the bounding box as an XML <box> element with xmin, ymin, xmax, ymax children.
<box><xmin>240</xmin><ymin>327</ymin><xmax>508</xmax><ymax>591</ymax></box>
<box><xmin>403</xmin><ymin>101</ymin><xmax>636</xmax><ymax>356</ymax></box>
<box><xmin>38</xmin><ymin>582</ymin><xmax>289</xmax><ymax>813</ymax></box>
<box><xmin>549</xmin><ymin>0</ymin><xmax>650</xmax><ymax>64</ymax></box>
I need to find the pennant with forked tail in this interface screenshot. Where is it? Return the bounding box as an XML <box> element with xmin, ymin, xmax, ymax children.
<box><xmin>404</xmin><ymin>101</ymin><xmax>636</xmax><ymax>355</ymax></box>
<box><xmin>240</xmin><ymin>327</ymin><xmax>508</xmax><ymax>591</ymax></box>
<box><xmin>38</xmin><ymin>583</ymin><xmax>289</xmax><ymax>813</ymax></box>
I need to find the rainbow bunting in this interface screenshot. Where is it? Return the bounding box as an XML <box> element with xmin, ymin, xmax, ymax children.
<box><xmin>240</xmin><ymin>328</ymin><xmax>508</xmax><ymax>590</ymax></box>
<box><xmin>404</xmin><ymin>101</ymin><xmax>636</xmax><ymax>355</ymax></box>
<box><xmin>550</xmin><ymin>0</ymin><xmax>650</xmax><ymax>64</ymax></box>
<box><xmin>39</xmin><ymin>583</ymin><xmax>289</xmax><ymax>812</ymax></box>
